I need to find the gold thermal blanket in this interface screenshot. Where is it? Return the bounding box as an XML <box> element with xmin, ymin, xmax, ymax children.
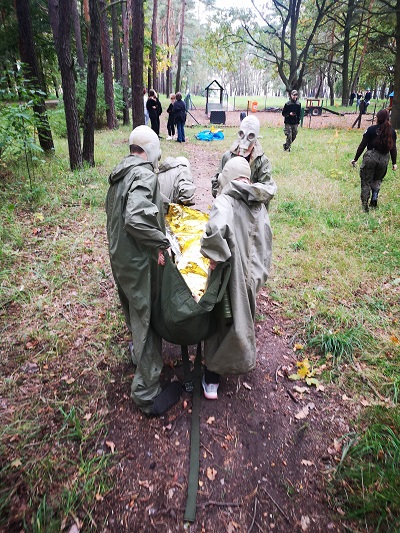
<box><xmin>165</xmin><ymin>204</ymin><xmax>209</xmax><ymax>299</ymax></box>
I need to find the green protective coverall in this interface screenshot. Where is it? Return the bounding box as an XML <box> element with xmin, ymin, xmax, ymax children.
<box><xmin>105</xmin><ymin>155</ymin><xmax>170</xmax><ymax>413</ymax></box>
<box><xmin>157</xmin><ymin>156</ymin><xmax>196</xmax><ymax>207</ymax></box>
<box><xmin>200</xmin><ymin>179</ymin><xmax>275</xmax><ymax>375</ymax></box>
<box><xmin>211</xmin><ymin>140</ymin><xmax>274</xmax><ymax>202</ymax></box>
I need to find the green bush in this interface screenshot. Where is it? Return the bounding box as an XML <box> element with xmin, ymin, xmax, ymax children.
<box><xmin>75</xmin><ymin>72</ymin><xmax>124</xmax><ymax>127</ymax></box>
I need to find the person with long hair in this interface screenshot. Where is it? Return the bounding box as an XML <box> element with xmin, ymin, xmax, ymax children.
<box><xmin>146</xmin><ymin>89</ymin><xmax>162</xmax><ymax>136</ymax></box>
<box><xmin>351</xmin><ymin>108</ymin><xmax>397</xmax><ymax>211</ymax></box>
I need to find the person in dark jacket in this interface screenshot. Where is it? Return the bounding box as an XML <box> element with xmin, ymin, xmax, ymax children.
<box><xmin>282</xmin><ymin>90</ymin><xmax>301</xmax><ymax>151</ymax></box>
<box><xmin>351</xmin><ymin>108</ymin><xmax>397</xmax><ymax>212</ymax></box>
<box><xmin>173</xmin><ymin>92</ymin><xmax>186</xmax><ymax>143</ymax></box>
<box><xmin>146</xmin><ymin>89</ymin><xmax>162</xmax><ymax>136</ymax></box>
<box><xmin>166</xmin><ymin>93</ymin><xmax>176</xmax><ymax>140</ymax></box>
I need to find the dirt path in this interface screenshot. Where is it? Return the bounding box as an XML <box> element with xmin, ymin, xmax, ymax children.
<box><xmin>95</xmin><ymin>134</ymin><xmax>353</xmax><ymax>532</ymax></box>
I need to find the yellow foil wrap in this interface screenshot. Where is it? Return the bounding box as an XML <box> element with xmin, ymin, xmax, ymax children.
<box><xmin>166</xmin><ymin>204</ymin><xmax>209</xmax><ymax>299</ymax></box>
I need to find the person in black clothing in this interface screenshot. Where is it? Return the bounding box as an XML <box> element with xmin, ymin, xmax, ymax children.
<box><xmin>173</xmin><ymin>92</ymin><xmax>186</xmax><ymax>143</ymax></box>
<box><xmin>352</xmin><ymin>97</ymin><xmax>367</xmax><ymax>129</ymax></box>
<box><xmin>146</xmin><ymin>89</ymin><xmax>162</xmax><ymax>136</ymax></box>
<box><xmin>351</xmin><ymin>108</ymin><xmax>397</xmax><ymax>212</ymax></box>
<box><xmin>282</xmin><ymin>90</ymin><xmax>301</xmax><ymax>151</ymax></box>
<box><xmin>349</xmin><ymin>91</ymin><xmax>356</xmax><ymax>106</ymax></box>
<box><xmin>166</xmin><ymin>93</ymin><xmax>176</xmax><ymax>140</ymax></box>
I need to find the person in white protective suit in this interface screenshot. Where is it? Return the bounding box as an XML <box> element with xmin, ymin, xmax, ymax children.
<box><xmin>211</xmin><ymin>115</ymin><xmax>276</xmax><ymax>205</ymax></box>
<box><xmin>157</xmin><ymin>156</ymin><xmax>196</xmax><ymax>209</ymax></box>
<box><xmin>106</xmin><ymin>126</ymin><xmax>182</xmax><ymax>415</ymax></box>
<box><xmin>200</xmin><ymin>157</ymin><xmax>275</xmax><ymax>400</ymax></box>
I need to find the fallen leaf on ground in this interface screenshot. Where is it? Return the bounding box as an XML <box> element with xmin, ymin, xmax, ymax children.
<box><xmin>301</xmin><ymin>460</ymin><xmax>314</xmax><ymax>466</ymax></box>
<box><xmin>297</xmin><ymin>359</ymin><xmax>311</xmax><ymax>378</ymax></box>
<box><xmin>206</xmin><ymin>467</ymin><xmax>217</xmax><ymax>481</ymax></box>
<box><xmin>11</xmin><ymin>459</ymin><xmax>22</xmax><ymax>468</ymax></box>
<box><xmin>295</xmin><ymin>406</ymin><xmax>310</xmax><ymax>420</ymax></box>
<box><xmin>106</xmin><ymin>440</ymin><xmax>116</xmax><ymax>453</ymax></box>
<box><xmin>293</xmin><ymin>386</ymin><xmax>309</xmax><ymax>394</ymax></box>
<box><xmin>301</xmin><ymin>515</ymin><xmax>311</xmax><ymax>531</ymax></box>
<box><xmin>243</xmin><ymin>382</ymin><xmax>252</xmax><ymax>390</ymax></box>
<box><xmin>294</xmin><ymin>343</ymin><xmax>304</xmax><ymax>351</ymax></box>
<box><xmin>206</xmin><ymin>416</ymin><xmax>215</xmax><ymax>425</ymax></box>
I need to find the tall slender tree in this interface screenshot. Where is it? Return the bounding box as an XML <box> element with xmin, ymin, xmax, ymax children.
<box><xmin>111</xmin><ymin>2</ymin><xmax>122</xmax><ymax>82</ymax></box>
<box><xmin>131</xmin><ymin>0</ymin><xmax>144</xmax><ymax>127</ymax></box>
<box><xmin>15</xmin><ymin>0</ymin><xmax>54</xmax><ymax>152</ymax></box>
<box><xmin>49</xmin><ymin>0</ymin><xmax>83</xmax><ymax>169</ymax></box>
<box><xmin>82</xmin><ymin>0</ymin><xmax>100</xmax><ymax>165</ymax></box>
<box><xmin>121</xmin><ymin>0</ymin><xmax>130</xmax><ymax>125</ymax></box>
<box><xmin>151</xmin><ymin>0</ymin><xmax>159</xmax><ymax>90</ymax></box>
<box><xmin>99</xmin><ymin>0</ymin><xmax>117</xmax><ymax>129</ymax></box>
<box><xmin>165</xmin><ymin>0</ymin><xmax>172</xmax><ymax>96</ymax></box>
<box><xmin>175</xmin><ymin>0</ymin><xmax>186</xmax><ymax>93</ymax></box>
<box><xmin>72</xmin><ymin>0</ymin><xmax>85</xmax><ymax>74</ymax></box>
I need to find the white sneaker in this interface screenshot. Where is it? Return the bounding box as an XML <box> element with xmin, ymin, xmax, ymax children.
<box><xmin>166</xmin><ymin>136</ymin><xmax>172</xmax><ymax>140</ymax></box>
<box><xmin>202</xmin><ymin>376</ymin><xmax>219</xmax><ymax>400</ymax></box>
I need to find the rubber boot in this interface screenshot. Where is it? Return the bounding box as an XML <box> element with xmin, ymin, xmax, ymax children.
<box><xmin>370</xmin><ymin>190</ymin><xmax>379</xmax><ymax>208</ymax></box>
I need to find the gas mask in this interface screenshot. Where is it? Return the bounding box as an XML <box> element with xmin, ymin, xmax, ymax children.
<box><xmin>218</xmin><ymin>157</ymin><xmax>251</xmax><ymax>192</ymax></box>
<box><xmin>236</xmin><ymin>116</ymin><xmax>260</xmax><ymax>157</ymax></box>
<box><xmin>129</xmin><ymin>126</ymin><xmax>162</xmax><ymax>169</ymax></box>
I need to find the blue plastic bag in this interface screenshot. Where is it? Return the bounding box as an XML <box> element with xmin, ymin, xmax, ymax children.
<box><xmin>195</xmin><ymin>130</ymin><xmax>224</xmax><ymax>141</ymax></box>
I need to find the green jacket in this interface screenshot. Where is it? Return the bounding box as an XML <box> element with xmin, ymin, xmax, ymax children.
<box><xmin>211</xmin><ymin>141</ymin><xmax>275</xmax><ymax>203</ymax></box>
<box><xmin>201</xmin><ymin>179</ymin><xmax>274</xmax><ymax>375</ymax></box>
<box><xmin>105</xmin><ymin>155</ymin><xmax>169</xmax><ymax>363</ymax></box>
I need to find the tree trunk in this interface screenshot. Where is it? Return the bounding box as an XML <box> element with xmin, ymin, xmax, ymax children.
<box><xmin>83</xmin><ymin>0</ymin><xmax>100</xmax><ymax>166</ymax></box>
<box><xmin>51</xmin><ymin>0</ymin><xmax>83</xmax><ymax>169</ymax></box>
<box><xmin>121</xmin><ymin>1</ymin><xmax>130</xmax><ymax>125</ymax></box>
<box><xmin>351</xmin><ymin>0</ymin><xmax>375</xmax><ymax>100</ymax></box>
<box><xmin>165</xmin><ymin>0</ymin><xmax>171</xmax><ymax>96</ymax></box>
<box><xmin>130</xmin><ymin>0</ymin><xmax>144</xmax><ymax>128</ymax></box>
<box><xmin>151</xmin><ymin>0</ymin><xmax>158</xmax><ymax>91</ymax></box>
<box><xmin>99</xmin><ymin>0</ymin><xmax>118</xmax><ymax>129</ymax></box>
<box><xmin>341</xmin><ymin>0</ymin><xmax>355</xmax><ymax>106</ymax></box>
<box><xmin>111</xmin><ymin>2</ymin><xmax>122</xmax><ymax>82</ymax></box>
<box><xmin>72</xmin><ymin>0</ymin><xmax>85</xmax><ymax>74</ymax></box>
<box><xmin>175</xmin><ymin>0</ymin><xmax>186</xmax><ymax>93</ymax></box>
<box><xmin>392</xmin><ymin>0</ymin><xmax>400</xmax><ymax>129</ymax></box>
<box><xmin>16</xmin><ymin>0</ymin><xmax>54</xmax><ymax>152</ymax></box>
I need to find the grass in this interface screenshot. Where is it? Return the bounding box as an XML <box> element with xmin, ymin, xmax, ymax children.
<box><xmin>0</xmin><ymin>108</ymin><xmax>399</xmax><ymax>530</ymax></box>
<box><xmin>332</xmin><ymin>406</ymin><xmax>400</xmax><ymax>531</ymax></box>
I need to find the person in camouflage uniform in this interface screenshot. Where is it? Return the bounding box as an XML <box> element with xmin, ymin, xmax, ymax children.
<box><xmin>351</xmin><ymin>108</ymin><xmax>397</xmax><ymax>212</ymax></box>
<box><xmin>282</xmin><ymin>90</ymin><xmax>301</xmax><ymax>152</ymax></box>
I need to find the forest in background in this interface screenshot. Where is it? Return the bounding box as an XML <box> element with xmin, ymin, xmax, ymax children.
<box><xmin>0</xmin><ymin>0</ymin><xmax>399</xmax><ymax>172</ymax></box>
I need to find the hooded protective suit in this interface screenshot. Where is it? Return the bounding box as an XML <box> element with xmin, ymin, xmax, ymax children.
<box><xmin>157</xmin><ymin>156</ymin><xmax>196</xmax><ymax>207</ymax></box>
<box><xmin>201</xmin><ymin>159</ymin><xmax>275</xmax><ymax>375</ymax></box>
<box><xmin>211</xmin><ymin>116</ymin><xmax>275</xmax><ymax>202</ymax></box>
<box><xmin>106</xmin><ymin>152</ymin><xmax>169</xmax><ymax>413</ymax></box>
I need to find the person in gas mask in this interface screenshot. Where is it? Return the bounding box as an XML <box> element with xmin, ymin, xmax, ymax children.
<box><xmin>211</xmin><ymin>115</ymin><xmax>276</xmax><ymax>205</ymax></box>
<box><xmin>201</xmin><ymin>157</ymin><xmax>275</xmax><ymax>400</ymax></box>
<box><xmin>106</xmin><ymin>126</ymin><xmax>182</xmax><ymax>416</ymax></box>
<box><xmin>157</xmin><ymin>156</ymin><xmax>196</xmax><ymax>210</ymax></box>
<box><xmin>282</xmin><ymin>89</ymin><xmax>301</xmax><ymax>151</ymax></box>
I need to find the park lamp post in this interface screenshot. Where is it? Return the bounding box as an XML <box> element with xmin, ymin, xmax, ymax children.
<box><xmin>186</xmin><ymin>60</ymin><xmax>192</xmax><ymax>94</ymax></box>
